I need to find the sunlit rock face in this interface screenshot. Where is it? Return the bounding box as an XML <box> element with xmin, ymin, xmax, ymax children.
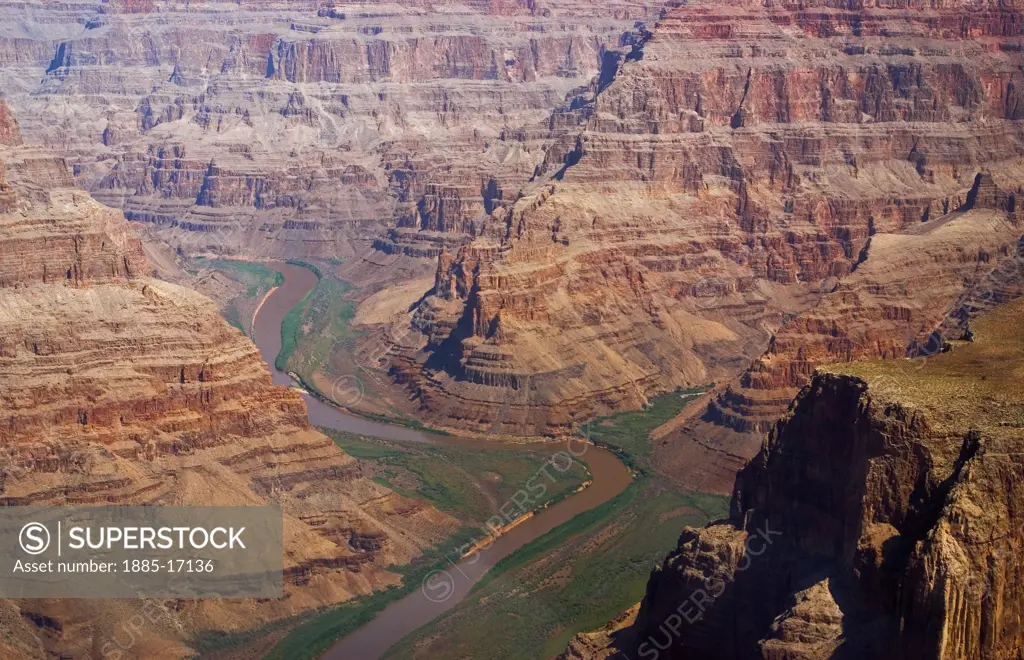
<box><xmin>0</xmin><ymin>103</ymin><xmax>456</xmax><ymax>658</ymax></box>
<box><xmin>389</xmin><ymin>0</ymin><xmax>1024</xmax><ymax>437</ymax></box>
<box><xmin>0</xmin><ymin>0</ymin><xmax>661</xmax><ymax>259</ymax></box>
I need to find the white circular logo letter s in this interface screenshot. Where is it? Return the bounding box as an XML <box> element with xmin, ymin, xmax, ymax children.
<box><xmin>19</xmin><ymin>523</ymin><xmax>50</xmax><ymax>555</ymax></box>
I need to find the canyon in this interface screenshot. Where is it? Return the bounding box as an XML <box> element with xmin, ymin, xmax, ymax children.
<box><xmin>0</xmin><ymin>98</ymin><xmax>456</xmax><ymax>659</ymax></box>
<box><xmin>6</xmin><ymin>0</ymin><xmax>1021</xmax><ymax>451</ymax></box>
<box><xmin>0</xmin><ymin>0</ymin><xmax>660</xmax><ymax>261</ymax></box>
<box><xmin>2</xmin><ymin>0</ymin><xmax>1024</xmax><ymax>658</ymax></box>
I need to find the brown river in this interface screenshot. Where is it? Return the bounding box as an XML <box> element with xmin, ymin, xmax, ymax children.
<box><xmin>251</xmin><ymin>262</ymin><xmax>632</xmax><ymax>660</ymax></box>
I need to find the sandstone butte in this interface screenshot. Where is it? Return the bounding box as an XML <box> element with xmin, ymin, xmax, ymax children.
<box><xmin>0</xmin><ymin>100</ymin><xmax>457</xmax><ymax>659</ymax></box>
<box><xmin>564</xmin><ymin>296</ymin><xmax>1024</xmax><ymax>660</ymax></box>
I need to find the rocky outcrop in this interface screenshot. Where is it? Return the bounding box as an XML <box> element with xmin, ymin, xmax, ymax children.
<box><xmin>561</xmin><ymin>605</ymin><xmax>640</xmax><ymax>660</ymax></box>
<box><xmin>0</xmin><ymin>0</ymin><xmax>661</xmax><ymax>259</ymax></box>
<box><xmin>0</xmin><ymin>170</ymin><xmax>146</xmax><ymax>288</ymax></box>
<box><xmin>653</xmin><ymin>168</ymin><xmax>1023</xmax><ymax>493</ymax></box>
<box><xmin>383</xmin><ymin>0</ymin><xmax>1024</xmax><ymax>435</ymax></box>
<box><xmin>0</xmin><ymin>138</ymin><xmax>456</xmax><ymax>657</ymax></box>
<box><xmin>617</xmin><ymin>298</ymin><xmax>1024</xmax><ymax>660</ymax></box>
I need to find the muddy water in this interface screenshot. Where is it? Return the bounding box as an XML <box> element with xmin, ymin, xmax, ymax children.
<box><xmin>252</xmin><ymin>262</ymin><xmax>632</xmax><ymax>660</ymax></box>
<box><xmin>253</xmin><ymin>262</ymin><xmax>433</xmax><ymax>443</ymax></box>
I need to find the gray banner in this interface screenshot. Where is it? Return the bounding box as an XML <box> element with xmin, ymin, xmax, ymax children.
<box><xmin>0</xmin><ymin>506</ymin><xmax>283</xmax><ymax>598</ymax></box>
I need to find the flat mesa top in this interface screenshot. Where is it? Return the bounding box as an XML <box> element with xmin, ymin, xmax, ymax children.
<box><xmin>828</xmin><ymin>297</ymin><xmax>1024</xmax><ymax>438</ymax></box>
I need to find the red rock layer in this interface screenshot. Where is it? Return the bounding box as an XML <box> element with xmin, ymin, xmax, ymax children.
<box><xmin>0</xmin><ymin>0</ymin><xmax>661</xmax><ymax>259</ymax></box>
<box><xmin>0</xmin><ymin>141</ymin><xmax>455</xmax><ymax>658</ymax></box>
<box><xmin>711</xmin><ymin>173</ymin><xmax>1023</xmax><ymax>430</ymax></box>
<box><xmin>385</xmin><ymin>0</ymin><xmax>1024</xmax><ymax>435</ymax></box>
<box><xmin>0</xmin><ymin>96</ymin><xmax>19</xmax><ymax>147</ymax></box>
<box><xmin>0</xmin><ymin>98</ymin><xmax>19</xmax><ymax>212</ymax></box>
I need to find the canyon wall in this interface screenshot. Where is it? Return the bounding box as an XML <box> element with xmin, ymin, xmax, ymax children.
<box><xmin>0</xmin><ymin>101</ymin><xmax>455</xmax><ymax>658</ymax></box>
<box><xmin>0</xmin><ymin>0</ymin><xmax>660</xmax><ymax>259</ymax></box>
<box><xmin>381</xmin><ymin>0</ymin><xmax>1024</xmax><ymax>436</ymax></box>
<box><xmin>614</xmin><ymin>297</ymin><xmax>1024</xmax><ymax>660</ymax></box>
<box><xmin>9</xmin><ymin>0</ymin><xmax>1016</xmax><ymax>447</ymax></box>
<box><xmin>709</xmin><ymin>173</ymin><xmax>1023</xmax><ymax>433</ymax></box>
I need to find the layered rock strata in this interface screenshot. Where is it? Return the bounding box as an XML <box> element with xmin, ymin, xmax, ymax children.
<box><xmin>382</xmin><ymin>0</ymin><xmax>1024</xmax><ymax>435</ymax></box>
<box><xmin>0</xmin><ymin>0</ymin><xmax>660</xmax><ymax>259</ymax></box>
<box><xmin>618</xmin><ymin>297</ymin><xmax>1024</xmax><ymax>660</ymax></box>
<box><xmin>0</xmin><ymin>112</ymin><xmax>455</xmax><ymax>657</ymax></box>
<box><xmin>710</xmin><ymin>172</ymin><xmax>1024</xmax><ymax>435</ymax></box>
<box><xmin>654</xmin><ymin>170</ymin><xmax>1024</xmax><ymax>493</ymax></box>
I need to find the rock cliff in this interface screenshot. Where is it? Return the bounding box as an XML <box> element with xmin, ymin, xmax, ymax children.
<box><xmin>0</xmin><ymin>96</ymin><xmax>19</xmax><ymax>147</ymax></box>
<box><xmin>0</xmin><ymin>124</ymin><xmax>455</xmax><ymax>657</ymax></box>
<box><xmin>709</xmin><ymin>174</ymin><xmax>1023</xmax><ymax>432</ymax></box>
<box><xmin>0</xmin><ymin>0</ymin><xmax>660</xmax><ymax>259</ymax></box>
<box><xmin>383</xmin><ymin>0</ymin><xmax>1024</xmax><ymax>436</ymax></box>
<box><xmin>565</xmin><ymin>296</ymin><xmax>1024</xmax><ymax>660</ymax></box>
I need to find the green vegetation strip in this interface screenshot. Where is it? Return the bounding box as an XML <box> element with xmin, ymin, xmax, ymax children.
<box><xmin>383</xmin><ymin>480</ymin><xmax>730</xmax><ymax>660</ymax></box>
<box><xmin>194</xmin><ymin>527</ymin><xmax>481</xmax><ymax>660</ymax></box>
<box><xmin>276</xmin><ymin>288</ymin><xmax>314</xmax><ymax>371</ymax></box>
<box><xmin>275</xmin><ymin>262</ymin><xmax>322</xmax><ymax>371</ymax></box>
<box><xmin>276</xmin><ymin>264</ymin><xmax>363</xmax><ymax>377</ymax></box>
<box><xmin>327</xmin><ymin>429</ymin><xmax>589</xmax><ymax>524</ymax></box>
<box><xmin>579</xmin><ymin>387</ymin><xmax>706</xmax><ymax>471</ymax></box>
<box><xmin>285</xmin><ymin>258</ymin><xmax>323</xmax><ymax>278</ymax></box>
<box><xmin>285</xmin><ymin>278</ymin><xmax>357</xmax><ymax>367</ymax></box>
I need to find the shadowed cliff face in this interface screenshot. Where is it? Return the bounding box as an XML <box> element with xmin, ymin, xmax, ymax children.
<box><xmin>582</xmin><ymin>297</ymin><xmax>1024</xmax><ymax>660</ymax></box>
<box><xmin>0</xmin><ymin>0</ymin><xmax>661</xmax><ymax>260</ymax></box>
<box><xmin>0</xmin><ymin>109</ymin><xmax>456</xmax><ymax>658</ymax></box>
<box><xmin>389</xmin><ymin>0</ymin><xmax>1024</xmax><ymax>437</ymax></box>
